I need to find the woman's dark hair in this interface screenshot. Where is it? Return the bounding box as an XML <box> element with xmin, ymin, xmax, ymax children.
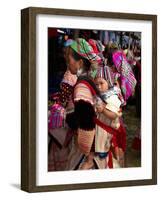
<box><xmin>70</xmin><ymin>47</ymin><xmax>91</xmax><ymax>71</ymax></box>
<box><xmin>107</xmin><ymin>51</ymin><xmax>114</xmax><ymax>66</ymax></box>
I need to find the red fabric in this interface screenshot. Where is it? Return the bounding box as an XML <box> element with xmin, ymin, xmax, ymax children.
<box><xmin>94</xmin><ymin>117</ymin><xmax>126</xmax><ymax>152</ymax></box>
<box><xmin>108</xmin><ymin>151</ymin><xmax>113</xmax><ymax>168</ymax></box>
<box><xmin>111</xmin><ymin>133</ymin><xmax>118</xmax><ymax>148</ymax></box>
<box><xmin>72</xmin><ymin>79</ymin><xmax>97</xmax><ymax>105</ymax></box>
<box><xmin>88</xmin><ymin>39</ymin><xmax>99</xmax><ymax>54</ymax></box>
<box><xmin>94</xmin><ymin>117</ymin><xmax>117</xmax><ymax>135</ymax></box>
<box><xmin>115</xmin><ymin>124</ymin><xmax>126</xmax><ymax>152</ymax></box>
<box><xmin>132</xmin><ymin>137</ymin><xmax>141</xmax><ymax>151</ymax></box>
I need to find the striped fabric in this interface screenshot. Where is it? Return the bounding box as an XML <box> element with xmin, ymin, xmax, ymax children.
<box><xmin>77</xmin><ymin>128</ymin><xmax>95</xmax><ymax>155</ymax></box>
<box><xmin>74</xmin><ymin>82</ymin><xmax>95</xmax><ymax>105</ymax></box>
<box><xmin>112</xmin><ymin>51</ymin><xmax>137</xmax><ymax>101</ymax></box>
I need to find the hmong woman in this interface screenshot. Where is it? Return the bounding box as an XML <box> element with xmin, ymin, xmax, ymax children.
<box><xmin>65</xmin><ymin>38</ymin><xmax>121</xmax><ymax>170</ymax></box>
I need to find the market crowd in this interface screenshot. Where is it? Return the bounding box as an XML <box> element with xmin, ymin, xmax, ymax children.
<box><xmin>48</xmin><ymin>29</ymin><xmax>141</xmax><ymax>171</ymax></box>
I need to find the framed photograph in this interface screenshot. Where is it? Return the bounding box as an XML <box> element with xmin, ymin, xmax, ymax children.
<box><xmin>21</xmin><ymin>7</ymin><xmax>157</xmax><ymax>192</ymax></box>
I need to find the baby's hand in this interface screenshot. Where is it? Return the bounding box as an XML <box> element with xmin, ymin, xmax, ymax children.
<box><xmin>117</xmin><ymin>111</ymin><xmax>122</xmax><ymax>117</ymax></box>
<box><xmin>96</xmin><ymin>103</ymin><xmax>105</xmax><ymax>113</ymax></box>
<box><xmin>117</xmin><ymin>108</ymin><xmax>122</xmax><ymax>117</ymax></box>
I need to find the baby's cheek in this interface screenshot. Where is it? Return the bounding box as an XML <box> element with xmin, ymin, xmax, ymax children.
<box><xmin>104</xmin><ymin>85</ymin><xmax>108</xmax><ymax>91</ymax></box>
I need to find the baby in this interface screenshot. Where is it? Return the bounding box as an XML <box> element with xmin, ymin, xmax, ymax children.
<box><xmin>95</xmin><ymin>67</ymin><xmax>123</xmax><ymax>130</ymax></box>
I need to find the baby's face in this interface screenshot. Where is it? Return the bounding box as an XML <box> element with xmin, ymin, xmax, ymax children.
<box><xmin>95</xmin><ymin>77</ymin><xmax>109</xmax><ymax>93</ymax></box>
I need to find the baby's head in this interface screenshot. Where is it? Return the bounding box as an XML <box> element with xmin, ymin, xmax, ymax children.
<box><xmin>95</xmin><ymin>77</ymin><xmax>109</xmax><ymax>93</ymax></box>
<box><xmin>94</xmin><ymin>66</ymin><xmax>111</xmax><ymax>93</ymax></box>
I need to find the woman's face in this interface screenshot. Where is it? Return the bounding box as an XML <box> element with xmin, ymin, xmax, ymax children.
<box><xmin>95</xmin><ymin>77</ymin><xmax>109</xmax><ymax>93</ymax></box>
<box><xmin>67</xmin><ymin>51</ymin><xmax>82</xmax><ymax>75</ymax></box>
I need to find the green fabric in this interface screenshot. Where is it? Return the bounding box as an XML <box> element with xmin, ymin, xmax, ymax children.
<box><xmin>70</xmin><ymin>38</ymin><xmax>101</xmax><ymax>62</ymax></box>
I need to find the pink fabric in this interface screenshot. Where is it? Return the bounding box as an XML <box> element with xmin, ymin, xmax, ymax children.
<box><xmin>112</xmin><ymin>51</ymin><xmax>137</xmax><ymax>101</ymax></box>
<box><xmin>112</xmin><ymin>51</ymin><xmax>127</xmax><ymax>69</ymax></box>
<box><xmin>48</xmin><ymin>104</ymin><xmax>65</xmax><ymax>129</ymax></box>
<box><xmin>61</xmin><ymin>70</ymin><xmax>77</xmax><ymax>86</ymax></box>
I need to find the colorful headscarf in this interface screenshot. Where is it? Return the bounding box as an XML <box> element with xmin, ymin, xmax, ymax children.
<box><xmin>112</xmin><ymin>50</ymin><xmax>137</xmax><ymax>101</ymax></box>
<box><xmin>88</xmin><ymin>39</ymin><xmax>105</xmax><ymax>68</ymax></box>
<box><xmin>88</xmin><ymin>39</ymin><xmax>105</xmax><ymax>55</ymax></box>
<box><xmin>70</xmin><ymin>38</ymin><xmax>101</xmax><ymax>63</ymax></box>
